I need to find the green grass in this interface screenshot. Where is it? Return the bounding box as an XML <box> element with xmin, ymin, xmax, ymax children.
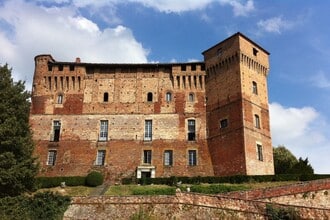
<box><xmin>186</xmin><ymin>183</ymin><xmax>250</xmax><ymax>194</ymax></box>
<box><xmin>37</xmin><ymin>186</ymin><xmax>94</xmax><ymax>196</ymax></box>
<box><xmin>105</xmin><ymin>185</ymin><xmax>176</xmax><ymax>196</ymax></box>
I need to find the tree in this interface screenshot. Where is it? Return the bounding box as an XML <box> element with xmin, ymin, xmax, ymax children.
<box><xmin>290</xmin><ymin>157</ymin><xmax>314</xmax><ymax>175</ymax></box>
<box><xmin>0</xmin><ymin>64</ymin><xmax>38</xmax><ymax>197</ymax></box>
<box><xmin>273</xmin><ymin>145</ymin><xmax>298</xmax><ymax>174</ymax></box>
<box><xmin>273</xmin><ymin>145</ymin><xmax>314</xmax><ymax>175</ymax></box>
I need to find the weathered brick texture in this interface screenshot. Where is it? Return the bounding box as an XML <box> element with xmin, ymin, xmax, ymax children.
<box><xmin>30</xmin><ymin>32</ymin><xmax>274</xmax><ymax>181</ymax></box>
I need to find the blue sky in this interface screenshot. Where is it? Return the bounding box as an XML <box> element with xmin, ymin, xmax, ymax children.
<box><xmin>0</xmin><ymin>0</ymin><xmax>329</xmax><ymax>173</ymax></box>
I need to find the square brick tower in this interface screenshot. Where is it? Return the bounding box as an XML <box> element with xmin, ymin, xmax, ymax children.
<box><xmin>203</xmin><ymin>33</ymin><xmax>274</xmax><ymax>176</ymax></box>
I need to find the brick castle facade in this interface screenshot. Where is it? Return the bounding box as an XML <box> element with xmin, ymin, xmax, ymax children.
<box><xmin>30</xmin><ymin>32</ymin><xmax>274</xmax><ymax>182</ymax></box>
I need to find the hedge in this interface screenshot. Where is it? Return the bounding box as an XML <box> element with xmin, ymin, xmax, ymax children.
<box><xmin>122</xmin><ymin>174</ymin><xmax>330</xmax><ymax>185</ymax></box>
<box><xmin>36</xmin><ymin>176</ymin><xmax>86</xmax><ymax>188</ymax></box>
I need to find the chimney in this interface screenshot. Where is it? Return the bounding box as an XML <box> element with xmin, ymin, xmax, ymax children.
<box><xmin>75</xmin><ymin>57</ymin><xmax>81</xmax><ymax>63</ymax></box>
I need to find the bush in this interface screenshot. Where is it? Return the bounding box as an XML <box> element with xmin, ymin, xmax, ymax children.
<box><xmin>266</xmin><ymin>204</ymin><xmax>299</xmax><ymax>220</ymax></box>
<box><xmin>36</xmin><ymin>176</ymin><xmax>86</xmax><ymax>188</ymax></box>
<box><xmin>122</xmin><ymin>174</ymin><xmax>330</xmax><ymax>186</ymax></box>
<box><xmin>190</xmin><ymin>184</ymin><xmax>250</xmax><ymax>194</ymax></box>
<box><xmin>0</xmin><ymin>192</ymin><xmax>70</xmax><ymax>220</ymax></box>
<box><xmin>85</xmin><ymin>171</ymin><xmax>104</xmax><ymax>187</ymax></box>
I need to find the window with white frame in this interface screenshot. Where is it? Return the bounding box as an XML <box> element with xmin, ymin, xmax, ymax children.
<box><xmin>143</xmin><ymin>150</ymin><xmax>152</xmax><ymax>164</ymax></box>
<box><xmin>188</xmin><ymin>150</ymin><xmax>197</xmax><ymax>166</ymax></box>
<box><xmin>187</xmin><ymin>119</ymin><xmax>196</xmax><ymax>141</ymax></box>
<box><xmin>99</xmin><ymin>120</ymin><xmax>108</xmax><ymax>141</ymax></box>
<box><xmin>144</xmin><ymin>120</ymin><xmax>152</xmax><ymax>141</ymax></box>
<box><xmin>257</xmin><ymin>144</ymin><xmax>263</xmax><ymax>161</ymax></box>
<box><xmin>164</xmin><ymin>150</ymin><xmax>173</xmax><ymax>166</ymax></box>
<box><xmin>52</xmin><ymin>120</ymin><xmax>61</xmax><ymax>142</ymax></box>
<box><xmin>96</xmin><ymin>150</ymin><xmax>106</xmax><ymax>166</ymax></box>
<box><xmin>47</xmin><ymin>150</ymin><xmax>57</xmax><ymax>166</ymax></box>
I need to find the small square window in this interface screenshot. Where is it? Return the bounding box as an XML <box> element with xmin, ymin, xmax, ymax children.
<box><xmin>220</xmin><ymin>119</ymin><xmax>228</xmax><ymax>128</ymax></box>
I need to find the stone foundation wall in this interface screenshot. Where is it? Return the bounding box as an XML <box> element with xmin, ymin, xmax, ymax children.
<box><xmin>64</xmin><ymin>193</ymin><xmax>330</xmax><ymax>219</ymax></box>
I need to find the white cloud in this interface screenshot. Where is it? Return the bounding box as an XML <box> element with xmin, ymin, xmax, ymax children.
<box><xmin>0</xmin><ymin>0</ymin><xmax>148</xmax><ymax>89</ymax></box>
<box><xmin>257</xmin><ymin>16</ymin><xmax>293</xmax><ymax>34</ymax></box>
<box><xmin>219</xmin><ymin>0</ymin><xmax>254</xmax><ymax>17</ymax></box>
<box><xmin>270</xmin><ymin>102</ymin><xmax>330</xmax><ymax>174</ymax></box>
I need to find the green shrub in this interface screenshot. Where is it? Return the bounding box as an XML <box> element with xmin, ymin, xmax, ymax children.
<box><xmin>266</xmin><ymin>204</ymin><xmax>299</xmax><ymax>220</ymax></box>
<box><xmin>36</xmin><ymin>176</ymin><xmax>86</xmax><ymax>188</ymax></box>
<box><xmin>0</xmin><ymin>192</ymin><xmax>71</xmax><ymax>220</ymax></box>
<box><xmin>122</xmin><ymin>174</ymin><xmax>330</xmax><ymax>186</ymax></box>
<box><xmin>190</xmin><ymin>184</ymin><xmax>250</xmax><ymax>194</ymax></box>
<box><xmin>85</xmin><ymin>171</ymin><xmax>104</xmax><ymax>187</ymax></box>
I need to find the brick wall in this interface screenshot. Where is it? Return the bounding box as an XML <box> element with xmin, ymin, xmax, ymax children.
<box><xmin>64</xmin><ymin>192</ymin><xmax>330</xmax><ymax>219</ymax></box>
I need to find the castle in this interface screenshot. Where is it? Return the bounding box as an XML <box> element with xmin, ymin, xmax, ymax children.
<box><xmin>30</xmin><ymin>32</ymin><xmax>274</xmax><ymax>182</ymax></box>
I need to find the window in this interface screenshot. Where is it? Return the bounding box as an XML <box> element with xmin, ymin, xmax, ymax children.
<box><xmin>47</xmin><ymin>150</ymin><xmax>57</xmax><ymax>166</ymax></box>
<box><xmin>181</xmin><ymin>65</ymin><xmax>186</xmax><ymax>71</ymax></box>
<box><xmin>188</xmin><ymin>150</ymin><xmax>197</xmax><ymax>166</ymax></box>
<box><xmin>257</xmin><ymin>144</ymin><xmax>263</xmax><ymax>161</ymax></box>
<box><xmin>57</xmin><ymin>94</ymin><xmax>63</xmax><ymax>104</ymax></box>
<box><xmin>220</xmin><ymin>119</ymin><xmax>228</xmax><ymax>128</ymax></box>
<box><xmin>188</xmin><ymin>93</ymin><xmax>194</xmax><ymax>102</ymax></box>
<box><xmin>187</xmin><ymin>119</ymin><xmax>196</xmax><ymax>141</ymax></box>
<box><xmin>166</xmin><ymin>92</ymin><xmax>172</xmax><ymax>102</ymax></box>
<box><xmin>254</xmin><ymin>114</ymin><xmax>260</xmax><ymax>129</ymax></box>
<box><xmin>96</xmin><ymin>150</ymin><xmax>106</xmax><ymax>166</ymax></box>
<box><xmin>191</xmin><ymin>64</ymin><xmax>196</xmax><ymax>71</ymax></box>
<box><xmin>99</xmin><ymin>120</ymin><xmax>108</xmax><ymax>141</ymax></box>
<box><xmin>253</xmin><ymin>48</ymin><xmax>258</xmax><ymax>56</ymax></box>
<box><xmin>69</xmin><ymin>65</ymin><xmax>74</xmax><ymax>71</ymax></box>
<box><xmin>103</xmin><ymin>92</ymin><xmax>109</xmax><ymax>102</ymax></box>
<box><xmin>58</xmin><ymin>65</ymin><xmax>63</xmax><ymax>71</ymax></box>
<box><xmin>53</xmin><ymin>120</ymin><xmax>61</xmax><ymax>142</ymax></box>
<box><xmin>144</xmin><ymin>120</ymin><xmax>152</xmax><ymax>141</ymax></box>
<box><xmin>252</xmin><ymin>81</ymin><xmax>258</xmax><ymax>94</ymax></box>
<box><xmin>164</xmin><ymin>150</ymin><xmax>173</xmax><ymax>166</ymax></box>
<box><xmin>147</xmin><ymin>92</ymin><xmax>153</xmax><ymax>102</ymax></box>
<box><xmin>143</xmin><ymin>150</ymin><xmax>152</xmax><ymax>164</ymax></box>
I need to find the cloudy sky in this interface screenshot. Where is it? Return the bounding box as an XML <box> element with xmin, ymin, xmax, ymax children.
<box><xmin>0</xmin><ymin>0</ymin><xmax>329</xmax><ymax>174</ymax></box>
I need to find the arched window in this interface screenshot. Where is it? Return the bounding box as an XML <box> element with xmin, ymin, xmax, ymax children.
<box><xmin>166</xmin><ymin>92</ymin><xmax>172</xmax><ymax>102</ymax></box>
<box><xmin>147</xmin><ymin>92</ymin><xmax>153</xmax><ymax>102</ymax></box>
<box><xmin>103</xmin><ymin>92</ymin><xmax>109</xmax><ymax>102</ymax></box>
<box><xmin>57</xmin><ymin>94</ymin><xmax>63</xmax><ymax>104</ymax></box>
<box><xmin>188</xmin><ymin>93</ymin><xmax>194</xmax><ymax>102</ymax></box>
